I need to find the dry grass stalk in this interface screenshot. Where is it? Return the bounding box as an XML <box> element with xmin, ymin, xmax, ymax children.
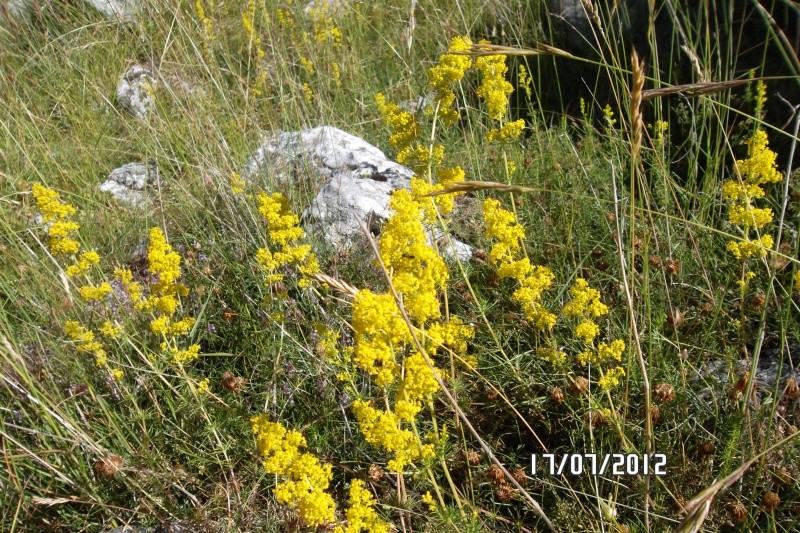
<box><xmin>630</xmin><ymin>50</ymin><xmax>645</xmax><ymax>165</ymax></box>
<box><xmin>309</xmin><ymin>272</ymin><xmax>359</xmax><ymax>298</ymax></box>
<box><xmin>641</xmin><ymin>79</ymin><xmax>749</xmax><ymax>101</ymax></box>
<box><xmin>421</xmin><ymin>180</ymin><xmax>538</xmax><ymax>197</ymax></box>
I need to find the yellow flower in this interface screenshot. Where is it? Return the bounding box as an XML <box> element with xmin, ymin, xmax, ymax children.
<box><xmin>194</xmin><ymin>377</ymin><xmax>210</xmax><ymax>394</ymax></box>
<box><xmin>517</xmin><ymin>64</ymin><xmax>532</xmax><ymax>98</ymax></box>
<box><xmin>353</xmin><ymin>399</ymin><xmax>434</xmax><ymax>473</ymax></box>
<box><xmin>486</xmin><ymin>119</ymin><xmax>525</xmax><ymax>143</ymax></box>
<box><xmin>735</xmin><ymin>130</ymin><xmax>781</xmax><ymax>185</ymax></box>
<box><xmin>251</xmin><ymin>416</ymin><xmax>336</xmax><ymax>527</ymax></box>
<box><xmin>476</xmin><ymin>48</ymin><xmax>514</xmax><ymax>121</ymax></box>
<box><xmin>32</xmin><ymin>184</ymin><xmax>76</xmax><ymax>222</ymax></box>
<box><xmin>333</xmin><ymin>479</ymin><xmax>390</xmax><ymax>533</ymax></box>
<box><xmin>99</xmin><ymin>321</ymin><xmax>120</xmax><ymax>339</ymax></box>
<box><xmin>427</xmin><ymin>36</ymin><xmax>473</xmax><ymax>125</ymax></box>
<box><xmin>78</xmin><ymin>282</ymin><xmax>112</xmax><ymax>302</ymax></box>
<box><xmin>563</xmin><ymin>278</ymin><xmax>609</xmax><ymax>320</ymax></box>
<box><xmin>66</xmin><ymin>250</ymin><xmax>101</xmax><ymax>277</ymax></box>
<box><xmin>111</xmin><ymin>368</ymin><xmax>124</xmax><ymax>380</ymax></box>
<box><xmin>375</xmin><ymin>92</ymin><xmax>418</xmax><ymax>150</ymax></box>
<box><xmin>597</xmin><ymin>366</ymin><xmax>625</xmax><ymax>390</ymax></box>
<box><xmin>726</xmin><ymin>235</ymin><xmax>773</xmax><ymax>260</ymax></box>
<box><xmin>421</xmin><ymin>491</ymin><xmax>437</xmax><ymax>512</ymax></box>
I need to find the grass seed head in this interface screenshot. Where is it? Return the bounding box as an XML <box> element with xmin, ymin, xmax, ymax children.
<box><xmin>95</xmin><ymin>455</ymin><xmax>123</xmax><ymax>478</ymax></box>
<box><xmin>761</xmin><ymin>491</ymin><xmax>780</xmax><ymax>512</ymax></box>
<box><xmin>654</xmin><ymin>382</ymin><xmax>676</xmax><ymax>403</ymax></box>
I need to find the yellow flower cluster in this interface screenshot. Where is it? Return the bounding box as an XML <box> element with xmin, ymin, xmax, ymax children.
<box><xmin>308</xmin><ymin>2</ymin><xmax>341</xmax><ymax>45</ymax></box>
<box><xmin>562</xmin><ymin>278</ymin><xmax>609</xmax><ymax>344</ymax></box>
<box><xmin>32</xmin><ymin>184</ymin><xmax>80</xmax><ymax>256</ymax></box>
<box><xmin>114</xmin><ymin>267</ymin><xmax>144</xmax><ymax>306</ymax></box>
<box><xmin>517</xmin><ymin>63</ymin><xmax>532</xmax><ymax>99</ymax></box>
<box><xmin>482</xmin><ymin>198</ymin><xmax>556</xmax><ymax>329</ymax></box>
<box><xmin>332</xmin><ymin>480</ymin><xmax>390</xmax><ymax>533</ymax></box>
<box><xmin>64</xmin><ymin>320</ymin><xmax>107</xmax><ymax>367</ymax></box>
<box><xmin>375</xmin><ymin>93</ymin><xmax>419</xmax><ymax>150</ymax></box>
<box><xmin>351</xmin><ymin>290</ymin><xmax>410</xmax><ymax>386</ymax></box>
<box><xmin>251</xmin><ymin>415</ymin><xmax>336</xmax><ymax>527</ymax></box>
<box><xmin>255</xmin><ymin>192</ymin><xmax>320</xmax><ymax>288</ymax></box>
<box><xmin>395</xmin><ymin>352</ymin><xmax>440</xmax><ymax>421</ymax></box>
<box><xmin>353</xmin><ymin>400</ymin><xmax>435</xmax><ymax>473</ymax></box>
<box><xmin>242</xmin><ymin>0</ymin><xmax>267</xmax><ymax>95</ymax></box>
<box><xmin>379</xmin><ymin>190</ymin><xmax>448</xmax><ymax>323</ymax></box>
<box><xmin>724</xmin><ymin>130</ymin><xmax>782</xmax><ymax>259</ymax></box>
<box><xmin>427</xmin><ymin>36</ymin><xmax>473</xmax><ymax>125</ymax></box>
<box><xmin>476</xmin><ymin>49</ymin><xmax>514</xmax><ymax>121</ymax></box>
<box><xmin>563</xmin><ymin>279</ymin><xmax>626</xmax><ymax>390</ymax></box>
<box><xmin>78</xmin><ymin>282</ymin><xmax>112</xmax><ymax>302</ymax></box>
<box><xmin>474</xmin><ymin>46</ymin><xmax>524</xmax><ymax>142</ymax></box>
<box><xmin>136</xmin><ymin>228</ymin><xmax>199</xmax><ymax>364</ymax></box>
<box><xmin>65</xmin><ymin>251</ymin><xmax>100</xmax><ymax>278</ymax></box>
<box><xmin>194</xmin><ymin>0</ymin><xmax>214</xmax><ymax>57</ymax></box>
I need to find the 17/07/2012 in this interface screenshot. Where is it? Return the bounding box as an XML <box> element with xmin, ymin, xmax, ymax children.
<box><xmin>531</xmin><ymin>453</ymin><xmax>667</xmax><ymax>476</ymax></box>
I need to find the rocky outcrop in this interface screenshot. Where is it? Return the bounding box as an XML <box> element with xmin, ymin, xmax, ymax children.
<box><xmin>244</xmin><ymin>126</ymin><xmax>473</xmax><ymax>261</ymax></box>
<box><xmin>116</xmin><ymin>65</ymin><xmax>156</xmax><ymax>120</ymax></box>
<box><xmin>1</xmin><ymin>0</ymin><xmax>140</xmax><ymax>22</ymax></box>
<box><xmin>99</xmin><ymin>162</ymin><xmax>159</xmax><ymax>207</ymax></box>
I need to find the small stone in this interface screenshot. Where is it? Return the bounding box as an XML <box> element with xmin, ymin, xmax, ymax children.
<box><xmin>116</xmin><ymin>64</ymin><xmax>156</xmax><ymax>119</ymax></box>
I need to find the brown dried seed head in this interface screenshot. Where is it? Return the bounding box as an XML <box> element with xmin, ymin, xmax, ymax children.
<box><xmin>486</xmin><ymin>387</ymin><xmax>501</xmax><ymax>402</ymax></box>
<box><xmin>474</xmin><ymin>249</ymin><xmax>487</xmax><ymax>261</ymax></box>
<box><xmin>733</xmin><ymin>373</ymin><xmax>750</xmax><ymax>393</ymax></box>
<box><xmin>486</xmin><ymin>464</ymin><xmax>505</xmax><ymax>485</ymax></box>
<box><xmin>654</xmin><ymin>382</ymin><xmax>676</xmax><ymax>403</ymax></box>
<box><xmin>699</xmin><ymin>301</ymin><xmax>715</xmax><ymax>315</ymax></box>
<box><xmin>665</xmin><ymin>259</ymin><xmax>680</xmax><ymax>275</ymax></box>
<box><xmin>368</xmin><ymin>464</ymin><xmax>384</xmax><ymax>482</ymax></box>
<box><xmin>773</xmin><ymin>466</ymin><xmax>792</xmax><ymax>485</ymax></box>
<box><xmin>550</xmin><ymin>387</ymin><xmax>565</xmax><ymax>404</ymax></box>
<box><xmin>750</xmin><ymin>292</ymin><xmax>766</xmax><ymax>309</ymax></box>
<box><xmin>648</xmin><ymin>255</ymin><xmax>662</xmax><ymax>268</ymax></box>
<box><xmin>783</xmin><ymin>376</ymin><xmax>799</xmax><ymax>400</ymax></box>
<box><xmin>667</xmin><ymin>308</ymin><xmax>684</xmax><ymax>329</ymax></box>
<box><xmin>95</xmin><ymin>455</ymin><xmax>123</xmax><ymax>478</ymax></box>
<box><xmin>727</xmin><ymin>501</ymin><xmax>747</xmax><ymax>523</ymax></box>
<box><xmin>585</xmin><ymin>410</ymin><xmax>607</xmax><ymax>428</ymax></box>
<box><xmin>571</xmin><ymin>376</ymin><xmax>590</xmax><ymax>396</ymax></box>
<box><xmin>698</xmin><ymin>441</ymin><xmax>714</xmax><ymax>457</ymax></box>
<box><xmin>592</xmin><ymin>246</ymin><xmax>604</xmax><ymax>257</ymax></box>
<box><xmin>511</xmin><ymin>467</ymin><xmax>528</xmax><ymax>487</ymax></box>
<box><xmin>496</xmin><ymin>482</ymin><xmax>515</xmax><ymax>502</ymax></box>
<box><xmin>466</xmin><ymin>449</ymin><xmax>481</xmax><ymax>466</ymax></box>
<box><xmin>649</xmin><ymin>404</ymin><xmax>661</xmax><ymax>424</ymax></box>
<box><xmin>220</xmin><ymin>371</ymin><xmax>244</xmax><ymax>393</ymax></box>
<box><xmin>761</xmin><ymin>491</ymin><xmax>780</xmax><ymax>512</ymax></box>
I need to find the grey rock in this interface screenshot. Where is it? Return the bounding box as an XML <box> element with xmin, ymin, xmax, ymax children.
<box><xmin>99</xmin><ymin>162</ymin><xmax>159</xmax><ymax>207</ymax></box>
<box><xmin>243</xmin><ymin>126</ymin><xmax>473</xmax><ymax>260</ymax></box>
<box><xmin>1</xmin><ymin>0</ymin><xmax>140</xmax><ymax>22</ymax></box>
<box><xmin>85</xmin><ymin>0</ymin><xmax>140</xmax><ymax>20</ymax></box>
<box><xmin>116</xmin><ymin>65</ymin><xmax>156</xmax><ymax>119</ymax></box>
<box><xmin>693</xmin><ymin>344</ymin><xmax>798</xmax><ymax>408</ymax></box>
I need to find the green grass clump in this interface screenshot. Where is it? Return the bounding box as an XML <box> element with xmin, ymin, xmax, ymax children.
<box><xmin>2</xmin><ymin>1</ymin><xmax>799</xmax><ymax>532</ymax></box>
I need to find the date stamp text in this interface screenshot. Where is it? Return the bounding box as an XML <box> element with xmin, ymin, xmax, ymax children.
<box><xmin>531</xmin><ymin>453</ymin><xmax>667</xmax><ymax>476</ymax></box>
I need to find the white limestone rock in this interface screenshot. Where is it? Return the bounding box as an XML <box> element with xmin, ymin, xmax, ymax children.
<box><xmin>243</xmin><ymin>126</ymin><xmax>473</xmax><ymax>260</ymax></box>
<box><xmin>116</xmin><ymin>64</ymin><xmax>156</xmax><ymax>119</ymax></box>
<box><xmin>99</xmin><ymin>162</ymin><xmax>159</xmax><ymax>207</ymax></box>
<box><xmin>2</xmin><ymin>0</ymin><xmax>140</xmax><ymax>22</ymax></box>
